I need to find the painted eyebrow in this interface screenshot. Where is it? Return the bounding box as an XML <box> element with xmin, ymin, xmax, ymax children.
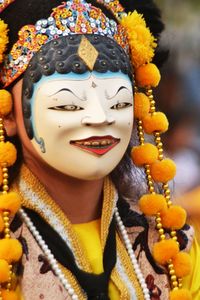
<box><xmin>49</xmin><ymin>88</ymin><xmax>86</xmax><ymax>101</ymax></box>
<box><xmin>105</xmin><ymin>86</ymin><xmax>131</xmax><ymax>100</ymax></box>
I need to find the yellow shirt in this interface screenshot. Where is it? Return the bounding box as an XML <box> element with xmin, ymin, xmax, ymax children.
<box><xmin>73</xmin><ymin>219</ymin><xmax>120</xmax><ymax>299</ymax></box>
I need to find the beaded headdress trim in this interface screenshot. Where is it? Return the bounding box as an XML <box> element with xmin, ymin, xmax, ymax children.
<box><xmin>0</xmin><ymin>0</ymin><xmax>128</xmax><ymax>87</ymax></box>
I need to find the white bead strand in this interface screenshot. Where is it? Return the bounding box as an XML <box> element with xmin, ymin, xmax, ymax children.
<box><xmin>114</xmin><ymin>207</ymin><xmax>151</xmax><ymax>300</ymax></box>
<box><xmin>19</xmin><ymin>208</ymin><xmax>78</xmax><ymax>300</ymax></box>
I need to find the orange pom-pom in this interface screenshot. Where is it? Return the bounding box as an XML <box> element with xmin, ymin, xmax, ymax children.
<box><xmin>0</xmin><ymin>167</ymin><xmax>3</xmax><ymax>185</ymax></box>
<box><xmin>0</xmin><ymin>141</ymin><xmax>17</xmax><ymax>166</ymax></box>
<box><xmin>150</xmin><ymin>159</ymin><xmax>176</xmax><ymax>183</ymax></box>
<box><xmin>0</xmin><ymin>192</ymin><xmax>21</xmax><ymax>215</ymax></box>
<box><xmin>153</xmin><ymin>239</ymin><xmax>179</xmax><ymax>265</ymax></box>
<box><xmin>134</xmin><ymin>92</ymin><xmax>150</xmax><ymax>119</ymax></box>
<box><xmin>135</xmin><ymin>63</ymin><xmax>161</xmax><ymax>88</ymax></box>
<box><xmin>139</xmin><ymin>194</ymin><xmax>167</xmax><ymax>216</ymax></box>
<box><xmin>131</xmin><ymin>143</ymin><xmax>158</xmax><ymax>166</ymax></box>
<box><xmin>142</xmin><ymin>112</ymin><xmax>169</xmax><ymax>134</ymax></box>
<box><xmin>0</xmin><ymin>213</ymin><xmax>4</xmax><ymax>232</ymax></box>
<box><xmin>0</xmin><ymin>89</ymin><xmax>12</xmax><ymax>116</ymax></box>
<box><xmin>0</xmin><ymin>259</ymin><xmax>9</xmax><ymax>282</ymax></box>
<box><xmin>0</xmin><ymin>239</ymin><xmax>22</xmax><ymax>263</ymax></box>
<box><xmin>169</xmin><ymin>289</ymin><xmax>192</xmax><ymax>300</ymax></box>
<box><xmin>1</xmin><ymin>290</ymin><xmax>20</xmax><ymax>300</ymax></box>
<box><xmin>172</xmin><ymin>252</ymin><xmax>192</xmax><ymax>277</ymax></box>
<box><xmin>161</xmin><ymin>205</ymin><xmax>186</xmax><ymax>229</ymax></box>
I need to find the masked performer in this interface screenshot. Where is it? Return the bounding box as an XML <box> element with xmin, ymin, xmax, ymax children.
<box><xmin>0</xmin><ymin>0</ymin><xmax>199</xmax><ymax>299</ymax></box>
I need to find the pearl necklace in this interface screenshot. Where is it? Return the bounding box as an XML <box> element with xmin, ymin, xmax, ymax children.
<box><xmin>19</xmin><ymin>207</ymin><xmax>150</xmax><ymax>300</ymax></box>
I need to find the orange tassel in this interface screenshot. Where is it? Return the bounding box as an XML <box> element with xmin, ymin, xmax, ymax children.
<box><xmin>142</xmin><ymin>112</ymin><xmax>169</xmax><ymax>134</ymax></box>
<box><xmin>134</xmin><ymin>92</ymin><xmax>150</xmax><ymax>119</ymax></box>
<box><xmin>135</xmin><ymin>63</ymin><xmax>161</xmax><ymax>87</ymax></box>
<box><xmin>0</xmin><ymin>89</ymin><xmax>12</xmax><ymax>116</ymax></box>
<box><xmin>172</xmin><ymin>252</ymin><xmax>192</xmax><ymax>277</ymax></box>
<box><xmin>139</xmin><ymin>194</ymin><xmax>167</xmax><ymax>215</ymax></box>
<box><xmin>169</xmin><ymin>289</ymin><xmax>192</xmax><ymax>300</ymax></box>
<box><xmin>153</xmin><ymin>239</ymin><xmax>179</xmax><ymax>265</ymax></box>
<box><xmin>0</xmin><ymin>192</ymin><xmax>21</xmax><ymax>215</ymax></box>
<box><xmin>150</xmin><ymin>158</ymin><xmax>176</xmax><ymax>183</ymax></box>
<box><xmin>0</xmin><ymin>239</ymin><xmax>22</xmax><ymax>263</ymax></box>
<box><xmin>1</xmin><ymin>290</ymin><xmax>20</xmax><ymax>300</ymax></box>
<box><xmin>0</xmin><ymin>141</ymin><xmax>17</xmax><ymax>166</ymax></box>
<box><xmin>131</xmin><ymin>143</ymin><xmax>158</xmax><ymax>166</ymax></box>
<box><xmin>0</xmin><ymin>259</ymin><xmax>10</xmax><ymax>283</ymax></box>
<box><xmin>161</xmin><ymin>206</ymin><xmax>186</xmax><ymax>230</ymax></box>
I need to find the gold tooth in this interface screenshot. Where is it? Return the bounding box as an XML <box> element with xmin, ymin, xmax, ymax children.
<box><xmin>92</xmin><ymin>141</ymin><xmax>100</xmax><ymax>146</ymax></box>
<box><xmin>101</xmin><ymin>140</ymin><xmax>107</xmax><ymax>146</ymax></box>
<box><xmin>84</xmin><ymin>141</ymin><xmax>91</xmax><ymax>146</ymax></box>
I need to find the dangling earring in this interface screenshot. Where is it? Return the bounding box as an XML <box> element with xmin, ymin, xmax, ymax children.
<box><xmin>131</xmin><ymin>64</ymin><xmax>192</xmax><ymax>299</ymax></box>
<box><xmin>0</xmin><ymin>89</ymin><xmax>22</xmax><ymax>299</ymax></box>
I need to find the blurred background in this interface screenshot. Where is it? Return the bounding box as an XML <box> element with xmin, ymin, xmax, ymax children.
<box><xmin>154</xmin><ymin>1</ymin><xmax>200</xmax><ymax>225</ymax></box>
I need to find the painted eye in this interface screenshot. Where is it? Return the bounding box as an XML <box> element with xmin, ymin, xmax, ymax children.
<box><xmin>111</xmin><ymin>102</ymin><xmax>132</xmax><ymax>110</ymax></box>
<box><xmin>49</xmin><ymin>105</ymin><xmax>83</xmax><ymax>111</ymax></box>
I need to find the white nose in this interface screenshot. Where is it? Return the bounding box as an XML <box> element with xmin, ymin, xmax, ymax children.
<box><xmin>81</xmin><ymin>99</ymin><xmax>115</xmax><ymax>126</ymax></box>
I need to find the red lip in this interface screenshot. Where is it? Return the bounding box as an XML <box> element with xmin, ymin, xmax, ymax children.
<box><xmin>70</xmin><ymin>135</ymin><xmax>120</xmax><ymax>156</ymax></box>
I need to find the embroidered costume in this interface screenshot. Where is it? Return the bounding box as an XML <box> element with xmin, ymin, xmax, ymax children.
<box><xmin>0</xmin><ymin>0</ymin><xmax>199</xmax><ymax>300</ymax></box>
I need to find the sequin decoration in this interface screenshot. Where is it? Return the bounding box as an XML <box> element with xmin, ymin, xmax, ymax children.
<box><xmin>0</xmin><ymin>0</ymin><xmax>15</xmax><ymax>13</ymax></box>
<box><xmin>0</xmin><ymin>0</ymin><xmax>128</xmax><ymax>87</ymax></box>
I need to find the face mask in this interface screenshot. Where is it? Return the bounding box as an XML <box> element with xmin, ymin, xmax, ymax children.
<box><xmin>30</xmin><ymin>72</ymin><xmax>133</xmax><ymax>180</ymax></box>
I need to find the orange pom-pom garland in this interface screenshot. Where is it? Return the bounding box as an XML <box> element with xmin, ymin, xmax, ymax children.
<box><xmin>139</xmin><ymin>194</ymin><xmax>167</xmax><ymax>216</ymax></box>
<box><xmin>169</xmin><ymin>289</ymin><xmax>192</xmax><ymax>300</ymax></box>
<box><xmin>0</xmin><ymin>141</ymin><xmax>17</xmax><ymax>166</ymax></box>
<box><xmin>0</xmin><ymin>239</ymin><xmax>22</xmax><ymax>263</ymax></box>
<box><xmin>0</xmin><ymin>192</ymin><xmax>21</xmax><ymax>215</ymax></box>
<box><xmin>0</xmin><ymin>259</ymin><xmax>10</xmax><ymax>283</ymax></box>
<box><xmin>161</xmin><ymin>206</ymin><xmax>186</xmax><ymax>230</ymax></box>
<box><xmin>150</xmin><ymin>159</ymin><xmax>176</xmax><ymax>183</ymax></box>
<box><xmin>172</xmin><ymin>252</ymin><xmax>192</xmax><ymax>278</ymax></box>
<box><xmin>153</xmin><ymin>239</ymin><xmax>179</xmax><ymax>265</ymax></box>
<box><xmin>131</xmin><ymin>143</ymin><xmax>158</xmax><ymax>166</ymax></box>
<box><xmin>0</xmin><ymin>89</ymin><xmax>12</xmax><ymax>117</ymax></box>
<box><xmin>1</xmin><ymin>290</ymin><xmax>20</xmax><ymax>300</ymax></box>
<box><xmin>134</xmin><ymin>92</ymin><xmax>150</xmax><ymax>119</ymax></box>
<box><xmin>142</xmin><ymin>112</ymin><xmax>169</xmax><ymax>134</ymax></box>
<box><xmin>135</xmin><ymin>63</ymin><xmax>161</xmax><ymax>88</ymax></box>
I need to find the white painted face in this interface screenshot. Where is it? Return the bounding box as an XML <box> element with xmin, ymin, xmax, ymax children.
<box><xmin>31</xmin><ymin>72</ymin><xmax>134</xmax><ymax>180</ymax></box>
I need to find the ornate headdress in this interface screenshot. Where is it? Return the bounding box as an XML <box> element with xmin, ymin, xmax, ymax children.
<box><xmin>0</xmin><ymin>0</ymin><xmax>192</xmax><ymax>299</ymax></box>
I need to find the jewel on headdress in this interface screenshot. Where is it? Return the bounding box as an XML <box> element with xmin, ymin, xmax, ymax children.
<box><xmin>78</xmin><ymin>36</ymin><xmax>98</xmax><ymax>71</ymax></box>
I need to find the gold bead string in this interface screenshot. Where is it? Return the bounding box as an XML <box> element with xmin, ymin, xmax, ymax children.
<box><xmin>145</xmin><ymin>88</ymin><xmax>180</xmax><ymax>291</ymax></box>
<box><xmin>0</xmin><ymin>117</ymin><xmax>13</xmax><ymax>292</ymax></box>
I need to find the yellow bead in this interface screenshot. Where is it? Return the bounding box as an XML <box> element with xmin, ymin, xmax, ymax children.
<box><xmin>3</xmin><ymin>179</ymin><xmax>8</xmax><ymax>185</ymax></box>
<box><xmin>168</xmin><ymin>264</ymin><xmax>174</xmax><ymax>270</ymax></box>
<box><xmin>171</xmin><ymin>275</ymin><xmax>177</xmax><ymax>281</ymax></box>
<box><xmin>178</xmin><ymin>283</ymin><xmax>183</xmax><ymax>288</ymax></box>
<box><xmin>172</xmin><ymin>281</ymin><xmax>178</xmax><ymax>288</ymax></box>
<box><xmin>169</xmin><ymin>270</ymin><xmax>175</xmax><ymax>275</ymax></box>
<box><xmin>160</xmin><ymin>234</ymin><xmax>165</xmax><ymax>240</ymax></box>
<box><xmin>171</xmin><ymin>231</ymin><xmax>176</xmax><ymax>237</ymax></box>
<box><xmin>149</xmin><ymin>186</ymin><xmax>154</xmax><ymax>193</ymax></box>
<box><xmin>4</xmin><ymin>222</ymin><xmax>10</xmax><ymax>228</ymax></box>
<box><xmin>156</xmin><ymin>223</ymin><xmax>162</xmax><ymax>229</ymax></box>
<box><xmin>3</xmin><ymin>217</ymin><xmax>9</xmax><ymax>222</ymax></box>
<box><xmin>172</xmin><ymin>236</ymin><xmax>177</xmax><ymax>242</ymax></box>
<box><xmin>3</xmin><ymin>185</ymin><xmax>9</xmax><ymax>191</ymax></box>
<box><xmin>3</xmin><ymin>173</ymin><xmax>8</xmax><ymax>178</ymax></box>
<box><xmin>4</xmin><ymin>228</ymin><xmax>10</xmax><ymax>234</ymax></box>
<box><xmin>5</xmin><ymin>234</ymin><xmax>10</xmax><ymax>238</ymax></box>
<box><xmin>158</xmin><ymin>228</ymin><xmax>164</xmax><ymax>235</ymax></box>
<box><xmin>156</xmin><ymin>217</ymin><xmax>161</xmax><ymax>223</ymax></box>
